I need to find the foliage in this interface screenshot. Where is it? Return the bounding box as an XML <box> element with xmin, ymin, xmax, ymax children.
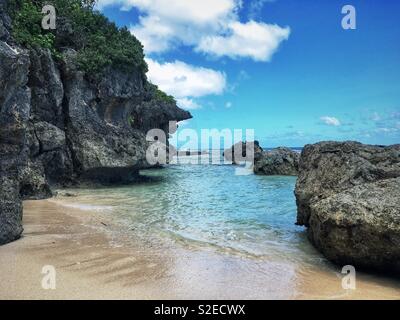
<box><xmin>8</xmin><ymin>0</ymin><xmax>148</xmax><ymax>74</ymax></box>
<box><xmin>149</xmin><ymin>83</ymin><xmax>176</xmax><ymax>105</ymax></box>
<box><xmin>127</xmin><ymin>114</ymin><xmax>135</xmax><ymax>127</ymax></box>
<box><xmin>9</xmin><ymin>0</ymin><xmax>59</xmax><ymax>57</ymax></box>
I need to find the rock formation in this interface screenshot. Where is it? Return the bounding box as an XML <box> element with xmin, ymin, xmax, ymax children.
<box><xmin>0</xmin><ymin>2</ymin><xmax>191</xmax><ymax>244</ymax></box>
<box><xmin>223</xmin><ymin>141</ymin><xmax>262</xmax><ymax>165</ymax></box>
<box><xmin>254</xmin><ymin>147</ymin><xmax>299</xmax><ymax>176</ymax></box>
<box><xmin>224</xmin><ymin>141</ymin><xmax>299</xmax><ymax>176</ymax></box>
<box><xmin>295</xmin><ymin>141</ymin><xmax>400</xmax><ymax>272</ymax></box>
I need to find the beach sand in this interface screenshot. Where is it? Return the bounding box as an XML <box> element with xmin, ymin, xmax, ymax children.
<box><xmin>0</xmin><ymin>199</ymin><xmax>399</xmax><ymax>300</ymax></box>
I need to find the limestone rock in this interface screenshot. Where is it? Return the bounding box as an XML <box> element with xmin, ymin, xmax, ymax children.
<box><xmin>254</xmin><ymin>147</ymin><xmax>299</xmax><ymax>176</ymax></box>
<box><xmin>295</xmin><ymin>141</ymin><xmax>400</xmax><ymax>272</ymax></box>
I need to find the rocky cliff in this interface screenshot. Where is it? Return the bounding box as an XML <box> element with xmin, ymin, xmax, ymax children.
<box><xmin>295</xmin><ymin>141</ymin><xmax>400</xmax><ymax>272</ymax></box>
<box><xmin>0</xmin><ymin>1</ymin><xmax>191</xmax><ymax>244</ymax></box>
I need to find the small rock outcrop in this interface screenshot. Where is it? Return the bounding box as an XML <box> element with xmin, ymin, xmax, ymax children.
<box><xmin>295</xmin><ymin>141</ymin><xmax>400</xmax><ymax>272</ymax></box>
<box><xmin>224</xmin><ymin>142</ymin><xmax>299</xmax><ymax>176</ymax></box>
<box><xmin>254</xmin><ymin>147</ymin><xmax>299</xmax><ymax>176</ymax></box>
<box><xmin>223</xmin><ymin>141</ymin><xmax>263</xmax><ymax>165</ymax></box>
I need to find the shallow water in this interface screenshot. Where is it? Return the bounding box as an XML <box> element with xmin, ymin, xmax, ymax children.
<box><xmin>62</xmin><ymin>155</ymin><xmax>329</xmax><ymax>269</ymax></box>
<box><xmin>54</xmin><ymin>155</ymin><xmax>400</xmax><ymax>299</ymax></box>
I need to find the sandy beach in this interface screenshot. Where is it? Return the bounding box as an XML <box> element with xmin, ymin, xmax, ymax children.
<box><xmin>0</xmin><ymin>198</ymin><xmax>399</xmax><ymax>300</ymax></box>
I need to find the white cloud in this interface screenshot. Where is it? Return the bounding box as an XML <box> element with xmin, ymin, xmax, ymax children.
<box><xmin>146</xmin><ymin>58</ymin><xmax>226</xmax><ymax>110</ymax></box>
<box><xmin>177</xmin><ymin>98</ymin><xmax>201</xmax><ymax>110</ymax></box>
<box><xmin>320</xmin><ymin>116</ymin><xmax>341</xmax><ymax>126</ymax></box>
<box><xmin>98</xmin><ymin>0</ymin><xmax>290</xmax><ymax>61</ymax></box>
<box><xmin>98</xmin><ymin>0</ymin><xmax>236</xmax><ymax>24</ymax></box>
<box><xmin>197</xmin><ymin>21</ymin><xmax>290</xmax><ymax>61</ymax></box>
<box><xmin>146</xmin><ymin>58</ymin><xmax>226</xmax><ymax>97</ymax></box>
<box><xmin>225</xmin><ymin>102</ymin><xmax>233</xmax><ymax>108</ymax></box>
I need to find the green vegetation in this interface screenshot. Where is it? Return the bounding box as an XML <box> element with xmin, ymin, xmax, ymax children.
<box><xmin>9</xmin><ymin>0</ymin><xmax>147</xmax><ymax>74</ymax></box>
<box><xmin>149</xmin><ymin>83</ymin><xmax>176</xmax><ymax>105</ymax></box>
<box><xmin>8</xmin><ymin>0</ymin><xmax>177</xmax><ymax>105</ymax></box>
<box><xmin>127</xmin><ymin>114</ymin><xmax>135</xmax><ymax>127</ymax></box>
<box><xmin>10</xmin><ymin>0</ymin><xmax>59</xmax><ymax>56</ymax></box>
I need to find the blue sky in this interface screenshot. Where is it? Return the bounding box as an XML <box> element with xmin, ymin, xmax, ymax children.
<box><xmin>97</xmin><ymin>0</ymin><xmax>400</xmax><ymax>147</ymax></box>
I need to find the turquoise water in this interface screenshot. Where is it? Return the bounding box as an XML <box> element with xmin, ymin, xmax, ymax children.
<box><xmin>53</xmin><ymin>156</ymin><xmax>400</xmax><ymax>298</ymax></box>
<box><xmin>62</xmin><ymin>155</ymin><xmax>325</xmax><ymax>266</ymax></box>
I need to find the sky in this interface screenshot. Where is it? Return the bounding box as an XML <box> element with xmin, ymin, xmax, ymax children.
<box><xmin>96</xmin><ymin>0</ymin><xmax>400</xmax><ymax>147</ymax></box>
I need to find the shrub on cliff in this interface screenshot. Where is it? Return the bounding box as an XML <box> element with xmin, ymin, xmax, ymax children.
<box><xmin>8</xmin><ymin>0</ymin><xmax>148</xmax><ymax>74</ymax></box>
<box><xmin>149</xmin><ymin>84</ymin><xmax>176</xmax><ymax>105</ymax></box>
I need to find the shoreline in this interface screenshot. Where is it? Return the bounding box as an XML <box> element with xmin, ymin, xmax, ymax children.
<box><xmin>0</xmin><ymin>198</ymin><xmax>399</xmax><ymax>300</ymax></box>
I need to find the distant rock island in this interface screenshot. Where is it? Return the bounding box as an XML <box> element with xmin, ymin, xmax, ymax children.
<box><xmin>224</xmin><ymin>141</ymin><xmax>299</xmax><ymax>176</ymax></box>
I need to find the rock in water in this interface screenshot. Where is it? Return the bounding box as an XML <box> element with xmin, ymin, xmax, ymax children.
<box><xmin>254</xmin><ymin>147</ymin><xmax>299</xmax><ymax>176</ymax></box>
<box><xmin>295</xmin><ymin>141</ymin><xmax>400</xmax><ymax>272</ymax></box>
<box><xmin>224</xmin><ymin>142</ymin><xmax>299</xmax><ymax>176</ymax></box>
<box><xmin>223</xmin><ymin>141</ymin><xmax>263</xmax><ymax>165</ymax></box>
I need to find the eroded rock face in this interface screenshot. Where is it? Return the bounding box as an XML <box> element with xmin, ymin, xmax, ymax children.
<box><xmin>295</xmin><ymin>141</ymin><xmax>400</xmax><ymax>272</ymax></box>
<box><xmin>61</xmin><ymin>50</ymin><xmax>148</xmax><ymax>181</ymax></box>
<box><xmin>254</xmin><ymin>147</ymin><xmax>299</xmax><ymax>176</ymax></box>
<box><xmin>0</xmin><ymin>0</ymin><xmax>11</xmax><ymax>41</ymax></box>
<box><xmin>0</xmin><ymin>5</ymin><xmax>191</xmax><ymax>243</ymax></box>
<box><xmin>0</xmin><ymin>40</ymin><xmax>30</xmax><ymax>244</ymax></box>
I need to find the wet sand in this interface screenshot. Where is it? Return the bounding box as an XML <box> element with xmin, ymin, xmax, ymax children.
<box><xmin>0</xmin><ymin>199</ymin><xmax>399</xmax><ymax>300</ymax></box>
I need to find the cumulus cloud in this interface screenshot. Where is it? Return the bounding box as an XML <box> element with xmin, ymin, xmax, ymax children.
<box><xmin>146</xmin><ymin>58</ymin><xmax>226</xmax><ymax>110</ymax></box>
<box><xmin>197</xmin><ymin>21</ymin><xmax>290</xmax><ymax>61</ymax></box>
<box><xmin>320</xmin><ymin>116</ymin><xmax>341</xmax><ymax>126</ymax></box>
<box><xmin>176</xmin><ymin>98</ymin><xmax>201</xmax><ymax>110</ymax></box>
<box><xmin>97</xmin><ymin>0</ymin><xmax>290</xmax><ymax>61</ymax></box>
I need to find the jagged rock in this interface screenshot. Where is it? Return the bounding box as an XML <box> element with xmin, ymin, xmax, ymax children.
<box><xmin>0</xmin><ymin>6</ymin><xmax>192</xmax><ymax>243</ymax></box>
<box><xmin>0</xmin><ymin>173</ymin><xmax>23</xmax><ymax>245</ymax></box>
<box><xmin>254</xmin><ymin>147</ymin><xmax>300</xmax><ymax>176</ymax></box>
<box><xmin>33</xmin><ymin>121</ymin><xmax>66</xmax><ymax>152</ymax></box>
<box><xmin>29</xmin><ymin>48</ymin><xmax>64</xmax><ymax>128</ymax></box>
<box><xmin>18</xmin><ymin>160</ymin><xmax>52</xmax><ymax>199</ymax></box>
<box><xmin>0</xmin><ymin>0</ymin><xmax>11</xmax><ymax>41</ymax></box>
<box><xmin>295</xmin><ymin>141</ymin><xmax>400</xmax><ymax>272</ymax></box>
<box><xmin>0</xmin><ymin>40</ymin><xmax>31</xmax><ymax>244</ymax></box>
<box><xmin>131</xmin><ymin>98</ymin><xmax>192</xmax><ymax>134</ymax></box>
<box><xmin>224</xmin><ymin>141</ymin><xmax>262</xmax><ymax>165</ymax></box>
<box><xmin>224</xmin><ymin>142</ymin><xmax>299</xmax><ymax>176</ymax></box>
<box><xmin>25</xmin><ymin>120</ymin><xmax>73</xmax><ymax>187</ymax></box>
<box><xmin>61</xmin><ymin>50</ymin><xmax>192</xmax><ymax>182</ymax></box>
<box><xmin>61</xmin><ymin>50</ymin><xmax>150</xmax><ymax>181</ymax></box>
